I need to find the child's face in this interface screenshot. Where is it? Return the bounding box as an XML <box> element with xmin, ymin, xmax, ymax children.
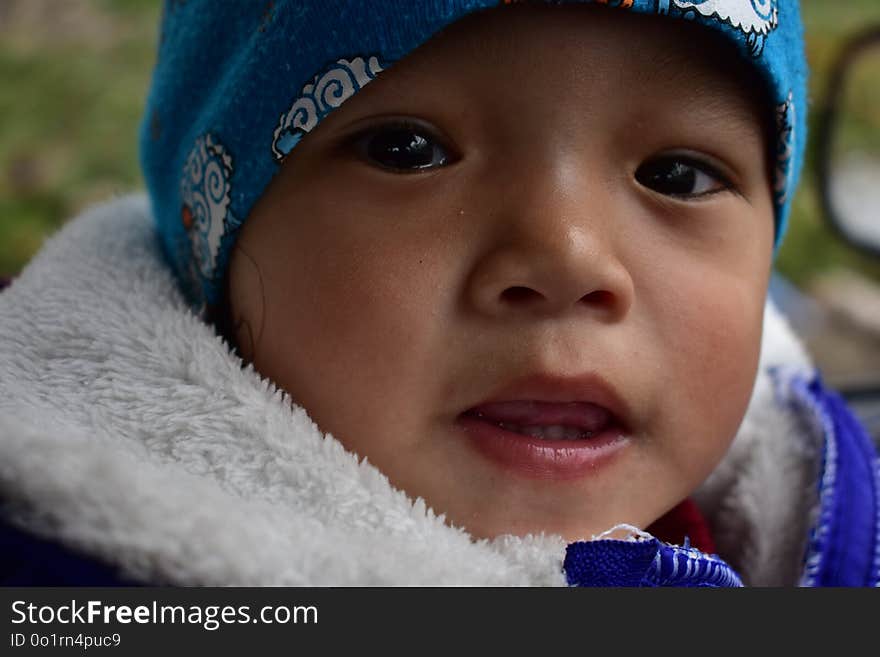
<box><xmin>228</xmin><ymin>6</ymin><xmax>775</xmax><ymax>540</ymax></box>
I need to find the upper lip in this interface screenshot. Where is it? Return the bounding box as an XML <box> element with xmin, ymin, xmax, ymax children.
<box><xmin>460</xmin><ymin>372</ymin><xmax>633</xmax><ymax>432</ymax></box>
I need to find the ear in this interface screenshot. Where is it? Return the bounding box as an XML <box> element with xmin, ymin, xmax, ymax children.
<box><xmin>225</xmin><ymin>242</ymin><xmax>265</xmax><ymax>364</ymax></box>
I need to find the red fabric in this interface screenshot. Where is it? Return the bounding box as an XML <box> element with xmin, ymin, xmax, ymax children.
<box><xmin>646</xmin><ymin>498</ymin><xmax>717</xmax><ymax>554</ymax></box>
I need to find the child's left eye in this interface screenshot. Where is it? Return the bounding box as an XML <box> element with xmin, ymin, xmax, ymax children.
<box><xmin>634</xmin><ymin>156</ymin><xmax>730</xmax><ymax>198</ymax></box>
<box><xmin>352</xmin><ymin>121</ymin><xmax>453</xmax><ymax>172</ymax></box>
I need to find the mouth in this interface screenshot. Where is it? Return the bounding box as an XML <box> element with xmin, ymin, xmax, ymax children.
<box><xmin>462</xmin><ymin>400</ymin><xmax>616</xmax><ymax>440</ymax></box>
<box><xmin>455</xmin><ymin>374</ymin><xmax>632</xmax><ymax>479</ymax></box>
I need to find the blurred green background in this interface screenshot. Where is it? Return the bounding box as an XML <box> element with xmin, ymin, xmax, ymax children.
<box><xmin>1</xmin><ymin>0</ymin><xmax>880</xmax><ymax>285</ymax></box>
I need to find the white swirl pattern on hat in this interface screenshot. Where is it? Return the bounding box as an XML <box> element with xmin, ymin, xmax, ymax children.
<box><xmin>272</xmin><ymin>56</ymin><xmax>385</xmax><ymax>162</ymax></box>
<box><xmin>671</xmin><ymin>0</ymin><xmax>778</xmax><ymax>35</ymax></box>
<box><xmin>180</xmin><ymin>134</ymin><xmax>234</xmax><ymax>281</ymax></box>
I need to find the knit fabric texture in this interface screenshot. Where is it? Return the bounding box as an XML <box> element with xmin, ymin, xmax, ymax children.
<box><xmin>140</xmin><ymin>0</ymin><xmax>809</xmax><ymax>313</ymax></box>
<box><xmin>564</xmin><ymin>535</ymin><xmax>745</xmax><ymax>586</ymax></box>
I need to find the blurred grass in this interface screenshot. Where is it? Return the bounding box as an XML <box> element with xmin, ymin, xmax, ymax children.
<box><xmin>774</xmin><ymin>0</ymin><xmax>880</xmax><ymax>286</ymax></box>
<box><xmin>832</xmin><ymin>47</ymin><xmax>880</xmax><ymax>157</ymax></box>
<box><xmin>0</xmin><ymin>0</ymin><xmax>161</xmax><ymax>275</ymax></box>
<box><xmin>1</xmin><ymin>0</ymin><xmax>880</xmax><ymax>286</ymax></box>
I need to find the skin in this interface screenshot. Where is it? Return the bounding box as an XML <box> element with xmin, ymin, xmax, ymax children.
<box><xmin>227</xmin><ymin>5</ymin><xmax>775</xmax><ymax>541</ymax></box>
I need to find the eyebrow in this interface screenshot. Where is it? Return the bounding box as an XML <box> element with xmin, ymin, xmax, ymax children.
<box><xmin>688</xmin><ymin>86</ymin><xmax>769</xmax><ymax>142</ymax></box>
<box><xmin>639</xmin><ymin>51</ymin><xmax>771</xmax><ymax>141</ymax></box>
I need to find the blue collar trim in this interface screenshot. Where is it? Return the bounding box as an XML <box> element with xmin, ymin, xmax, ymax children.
<box><xmin>780</xmin><ymin>370</ymin><xmax>880</xmax><ymax>587</ymax></box>
<box><xmin>564</xmin><ymin>534</ymin><xmax>743</xmax><ymax>587</ymax></box>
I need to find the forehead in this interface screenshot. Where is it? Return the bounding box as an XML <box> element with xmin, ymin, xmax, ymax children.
<box><xmin>354</xmin><ymin>5</ymin><xmax>770</xmax><ymax>141</ymax></box>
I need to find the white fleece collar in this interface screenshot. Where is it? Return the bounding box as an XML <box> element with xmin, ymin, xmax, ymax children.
<box><xmin>0</xmin><ymin>195</ymin><xmax>819</xmax><ymax>585</ymax></box>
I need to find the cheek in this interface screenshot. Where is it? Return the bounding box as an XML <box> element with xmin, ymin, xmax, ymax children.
<box><xmin>649</xmin><ymin>267</ymin><xmax>767</xmax><ymax>478</ymax></box>
<box><xmin>250</xmin><ymin>216</ymin><xmax>449</xmax><ymax>431</ymax></box>
<box><xmin>682</xmin><ymin>286</ymin><xmax>763</xmax><ymax>401</ymax></box>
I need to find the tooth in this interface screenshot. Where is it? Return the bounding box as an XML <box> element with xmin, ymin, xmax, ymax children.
<box><xmin>563</xmin><ymin>426</ymin><xmax>583</xmax><ymax>440</ymax></box>
<box><xmin>548</xmin><ymin>425</ymin><xmax>567</xmax><ymax>439</ymax></box>
<box><xmin>522</xmin><ymin>426</ymin><xmax>546</xmax><ymax>438</ymax></box>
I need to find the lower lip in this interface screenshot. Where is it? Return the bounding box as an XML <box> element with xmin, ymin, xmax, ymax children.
<box><xmin>456</xmin><ymin>415</ymin><xmax>629</xmax><ymax>480</ymax></box>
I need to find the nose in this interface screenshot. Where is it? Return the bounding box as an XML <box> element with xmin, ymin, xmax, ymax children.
<box><xmin>466</xmin><ymin>162</ymin><xmax>634</xmax><ymax>323</ymax></box>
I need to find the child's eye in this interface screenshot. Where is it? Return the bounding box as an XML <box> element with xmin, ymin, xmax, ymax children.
<box><xmin>635</xmin><ymin>156</ymin><xmax>731</xmax><ymax>198</ymax></box>
<box><xmin>353</xmin><ymin>121</ymin><xmax>452</xmax><ymax>172</ymax></box>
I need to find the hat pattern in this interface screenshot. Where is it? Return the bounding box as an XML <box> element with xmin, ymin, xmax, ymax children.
<box><xmin>272</xmin><ymin>56</ymin><xmax>386</xmax><ymax>162</ymax></box>
<box><xmin>180</xmin><ymin>133</ymin><xmax>237</xmax><ymax>302</ymax></box>
<box><xmin>669</xmin><ymin>0</ymin><xmax>778</xmax><ymax>55</ymax></box>
<box><xmin>774</xmin><ymin>91</ymin><xmax>795</xmax><ymax>205</ymax></box>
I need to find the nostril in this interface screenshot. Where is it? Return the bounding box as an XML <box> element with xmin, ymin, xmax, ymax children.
<box><xmin>501</xmin><ymin>286</ymin><xmax>544</xmax><ymax>305</ymax></box>
<box><xmin>581</xmin><ymin>290</ymin><xmax>615</xmax><ymax>306</ymax></box>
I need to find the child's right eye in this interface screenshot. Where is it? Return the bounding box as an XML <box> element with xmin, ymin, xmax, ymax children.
<box><xmin>634</xmin><ymin>154</ymin><xmax>734</xmax><ymax>199</ymax></box>
<box><xmin>352</xmin><ymin>120</ymin><xmax>454</xmax><ymax>173</ymax></box>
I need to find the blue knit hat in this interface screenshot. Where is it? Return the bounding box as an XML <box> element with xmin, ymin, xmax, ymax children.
<box><xmin>140</xmin><ymin>0</ymin><xmax>808</xmax><ymax>313</ymax></box>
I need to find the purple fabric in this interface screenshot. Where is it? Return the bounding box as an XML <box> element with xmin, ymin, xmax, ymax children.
<box><xmin>564</xmin><ymin>537</ymin><xmax>743</xmax><ymax>587</ymax></box>
<box><xmin>0</xmin><ymin>276</ymin><xmax>12</xmax><ymax>293</ymax></box>
<box><xmin>789</xmin><ymin>373</ymin><xmax>880</xmax><ymax>587</ymax></box>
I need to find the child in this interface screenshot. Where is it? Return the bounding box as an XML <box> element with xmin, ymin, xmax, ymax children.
<box><xmin>0</xmin><ymin>0</ymin><xmax>877</xmax><ymax>586</ymax></box>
